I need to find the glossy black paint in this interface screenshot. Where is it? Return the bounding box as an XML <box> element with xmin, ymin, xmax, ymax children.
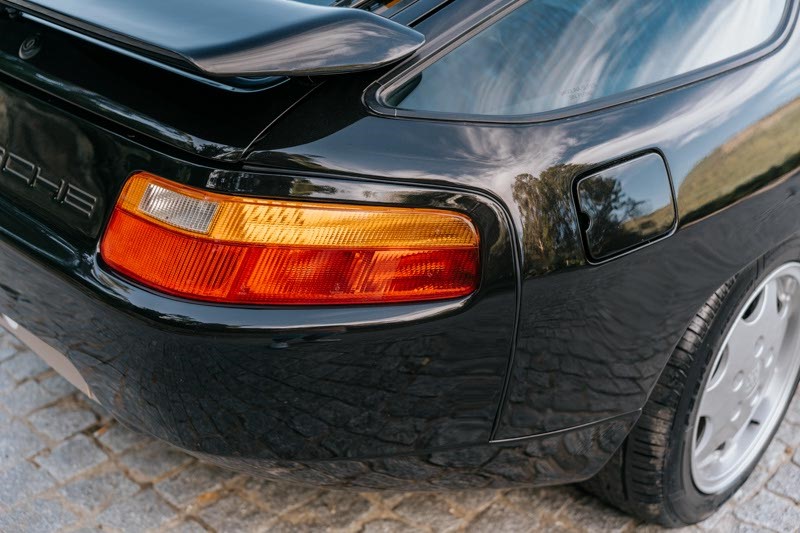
<box><xmin>0</xmin><ymin>0</ymin><xmax>798</xmax><ymax>488</ymax></box>
<box><xmin>3</xmin><ymin>0</ymin><xmax>425</xmax><ymax>77</ymax></box>
<box><xmin>243</xmin><ymin>0</ymin><xmax>800</xmax><ymax>441</ymax></box>
<box><xmin>193</xmin><ymin>412</ymin><xmax>637</xmax><ymax>490</ymax></box>
<box><xmin>0</xmin><ymin>14</ymin><xmax>311</xmax><ymax>161</ymax></box>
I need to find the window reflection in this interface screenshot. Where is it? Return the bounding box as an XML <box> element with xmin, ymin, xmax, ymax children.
<box><xmin>390</xmin><ymin>0</ymin><xmax>787</xmax><ymax>116</ymax></box>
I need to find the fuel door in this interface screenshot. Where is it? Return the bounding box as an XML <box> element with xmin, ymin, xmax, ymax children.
<box><xmin>575</xmin><ymin>151</ymin><xmax>677</xmax><ymax>262</ymax></box>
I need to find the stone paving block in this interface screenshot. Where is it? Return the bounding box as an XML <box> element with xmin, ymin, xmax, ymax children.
<box><xmin>155</xmin><ymin>463</ymin><xmax>232</xmax><ymax>507</ymax></box>
<box><xmin>95</xmin><ymin>422</ymin><xmax>151</xmax><ymax>454</ymax></box>
<box><xmin>393</xmin><ymin>494</ymin><xmax>464</xmax><ymax>532</ymax></box>
<box><xmin>785</xmin><ymin>395</ymin><xmax>800</xmax><ymax>425</ymax></box>
<box><xmin>284</xmin><ymin>491</ymin><xmax>372</xmax><ymax>530</ymax></box>
<box><xmin>0</xmin><ymin>461</ymin><xmax>56</xmax><ymax>507</ymax></box>
<box><xmin>767</xmin><ymin>462</ymin><xmax>800</xmax><ymax>504</ymax></box>
<box><xmin>198</xmin><ymin>494</ymin><xmax>276</xmax><ymax>533</ymax></box>
<box><xmin>0</xmin><ymin>336</ymin><xmax>18</xmax><ymax>363</ymax></box>
<box><xmin>96</xmin><ymin>489</ymin><xmax>177</xmax><ymax>533</ymax></box>
<box><xmin>732</xmin><ymin>466</ymin><xmax>771</xmax><ymax>504</ymax></box>
<box><xmin>28</xmin><ymin>404</ymin><xmax>97</xmax><ymax>441</ymax></box>
<box><xmin>0</xmin><ymin>368</ymin><xmax>15</xmax><ymax>394</ymax></box>
<box><xmin>59</xmin><ymin>470</ymin><xmax>139</xmax><ymax>513</ymax></box>
<box><xmin>166</xmin><ymin>520</ymin><xmax>209</xmax><ymax>533</ymax></box>
<box><xmin>556</xmin><ymin>494</ymin><xmax>635</xmax><ymax>533</ymax></box>
<box><xmin>119</xmin><ymin>441</ymin><xmax>194</xmax><ymax>483</ymax></box>
<box><xmin>0</xmin><ymin>420</ymin><xmax>46</xmax><ymax>470</ymax></box>
<box><xmin>364</xmin><ymin>491</ymin><xmax>409</xmax><ymax>510</ymax></box>
<box><xmin>776</xmin><ymin>421</ymin><xmax>800</xmax><ymax>448</ymax></box>
<box><xmin>729</xmin><ymin>524</ymin><xmax>775</xmax><ymax>533</ymax></box>
<box><xmin>465</xmin><ymin>499</ymin><xmax>543</xmax><ymax>533</ymax></box>
<box><xmin>1</xmin><ymin>350</ymin><xmax>49</xmax><ymax>382</ymax></box>
<box><xmin>361</xmin><ymin>519</ymin><xmax>419</xmax><ymax>533</ymax></box>
<box><xmin>444</xmin><ymin>489</ymin><xmax>501</xmax><ymax>513</ymax></box>
<box><xmin>504</xmin><ymin>485</ymin><xmax>578</xmax><ymax>515</ymax></box>
<box><xmin>35</xmin><ymin>434</ymin><xmax>107</xmax><ymax>481</ymax></box>
<box><xmin>0</xmin><ymin>380</ymin><xmax>57</xmax><ymax>415</ymax></box>
<box><xmin>0</xmin><ymin>497</ymin><xmax>78</xmax><ymax>533</ymax></box>
<box><xmin>760</xmin><ymin>438</ymin><xmax>793</xmax><ymax>473</ymax></box>
<box><xmin>39</xmin><ymin>374</ymin><xmax>78</xmax><ymax>400</ymax></box>
<box><xmin>734</xmin><ymin>491</ymin><xmax>800</xmax><ymax>533</ymax></box>
<box><xmin>242</xmin><ymin>477</ymin><xmax>321</xmax><ymax>512</ymax></box>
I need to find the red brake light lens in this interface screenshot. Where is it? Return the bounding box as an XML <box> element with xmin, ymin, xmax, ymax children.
<box><xmin>100</xmin><ymin>173</ymin><xmax>480</xmax><ymax>305</ymax></box>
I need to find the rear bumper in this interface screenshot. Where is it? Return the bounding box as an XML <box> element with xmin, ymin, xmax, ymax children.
<box><xmin>0</xmin><ymin>317</ymin><xmax>638</xmax><ymax>491</ymax></box>
<box><xmin>190</xmin><ymin>413</ymin><xmax>638</xmax><ymax>490</ymax></box>
<box><xmin>0</xmin><ymin>318</ymin><xmax>637</xmax><ymax>492</ymax></box>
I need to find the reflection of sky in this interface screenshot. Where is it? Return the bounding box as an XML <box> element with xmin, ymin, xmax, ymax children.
<box><xmin>583</xmin><ymin>154</ymin><xmax>673</xmax><ymax>221</ymax></box>
<box><xmin>569</xmin><ymin>47</ymin><xmax>800</xmax><ymax>193</ymax></box>
<box><xmin>621</xmin><ymin>171</ymin><xmax>664</xmax><ymax>214</ymax></box>
<box><xmin>396</xmin><ymin>0</ymin><xmax>787</xmax><ymax>116</ymax></box>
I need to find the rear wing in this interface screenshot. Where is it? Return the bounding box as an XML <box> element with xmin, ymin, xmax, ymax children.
<box><xmin>0</xmin><ymin>0</ymin><xmax>425</xmax><ymax>79</ymax></box>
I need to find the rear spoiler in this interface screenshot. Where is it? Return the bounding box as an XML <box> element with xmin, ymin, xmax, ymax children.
<box><xmin>0</xmin><ymin>0</ymin><xmax>426</xmax><ymax>78</ymax></box>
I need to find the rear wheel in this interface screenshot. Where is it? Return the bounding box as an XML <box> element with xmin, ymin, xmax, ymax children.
<box><xmin>583</xmin><ymin>243</ymin><xmax>800</xmax><ymax>526</ymax></box>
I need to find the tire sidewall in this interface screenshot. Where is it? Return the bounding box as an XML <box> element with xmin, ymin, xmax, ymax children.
<box><xmin>665</xmin><ymin>240</ymin><xmax>800</xmax><ymax>524</ymax></box>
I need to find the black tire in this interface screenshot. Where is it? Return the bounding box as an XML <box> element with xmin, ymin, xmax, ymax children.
<box><xmin>583</xmin><ymin>241</ymin><xmax>800</xmax><ymax>527</ymax></box>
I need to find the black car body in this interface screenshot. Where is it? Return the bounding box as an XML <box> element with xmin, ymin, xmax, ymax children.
<box><xmin>0</xmin><ymin>0</ymin><xmax>798</xmax><ymax>501</ymax></box>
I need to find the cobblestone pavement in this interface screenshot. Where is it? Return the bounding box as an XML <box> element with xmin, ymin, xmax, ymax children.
<box><xmin>0</xmin><ymin>330</ymin><xmax>799</xmax><ymax>533</ymax></box>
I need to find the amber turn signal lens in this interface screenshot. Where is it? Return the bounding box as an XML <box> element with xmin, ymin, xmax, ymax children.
<box><xmin>100</xmin><ymin>172</ymin><xmax>480</xmax><ymax>305</ymax></box>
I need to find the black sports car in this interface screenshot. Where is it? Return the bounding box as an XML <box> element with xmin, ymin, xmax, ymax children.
<box><xmin>0</xmin><ymin>0</ymin><xmax>798</xmax><ymax>526</ymax></box>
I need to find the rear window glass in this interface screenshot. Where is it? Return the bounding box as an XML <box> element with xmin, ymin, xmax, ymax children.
<box><xmin>386</xmin><ymin>0</ymin><xmax>789</xmax><ymax>117</ymax></box>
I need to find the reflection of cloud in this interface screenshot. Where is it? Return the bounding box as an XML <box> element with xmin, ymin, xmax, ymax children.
<box><xmin>774</xmin><ymin>66</ymin><xmax>800</xmax><ymax>102</ymax></box>
<box><xmin>540</xmin><ymin>0</ymin><xmax>785</xmax><ymax>112</ymax></box>
<box><xmin>569</xmin><ymin>51</ymin><xmax>800</xmax><ymax>164</ymax></box>
<box><xmin>397</xmin><ymin>0</ymin><xmax>787</xmax><ymax>117</ymax></box>
<box><xmin>633</xmin><ymin>1</ymin><xmax>784</xmax><ymax>86</ymax></box>
<box><xmin>451</xmin><ymin>124</ymin><xmax>576</xmax><ymax>189</ymax></box>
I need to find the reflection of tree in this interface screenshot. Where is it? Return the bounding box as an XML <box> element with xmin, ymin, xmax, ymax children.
<box><xmin>512</xmin><ymin>164</ymin><xmax>585</xmax><ymax>274</ymax></box>
<box><xmin>578</xmin><ymin>176</ymin><xmax>646</xmax><ymax>258</ymax></box>
<box><xmin>514</xmin><ymin>165</ymin><xmax>674</xmax><ymax>268</ymax></box>
<box><xmin>289</xmin><ymin>177</ymin><xmax>335</xmax><ymax>197</ymax></box>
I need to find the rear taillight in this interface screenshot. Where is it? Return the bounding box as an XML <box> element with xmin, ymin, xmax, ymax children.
<box><xmin>99</xmin><ymin>172</ymin><xmax>480</xmax><ymax>305</ymax></box>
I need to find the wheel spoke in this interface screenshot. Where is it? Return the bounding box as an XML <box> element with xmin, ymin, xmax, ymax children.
<box><xmin>697</xmin><ymin>374</ymin><xmax>731</xmax><ymax>420</ymax></box>
<box><xmin>721</xmin><ymin>281</ymin><xmax>783</xmax><ymax>383</ymax></box>
<box><xmin>717</xmin><ymin>330</ymin><xmax>757</xmax><ymax>393</ymax></box>
<box><xmin>726</xmin><ymin>323</ymin><xmax>761</xmax><ymax>356</ymax></box>
<box><xmin>760</xmin><ymin>280</ymin><xmax>790</xmax><ymax>347</ymax></box>
<box><xmin>694</xmin><ymin>415</ymin><xmax>739</xmax><ymax>469</ymax></box>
